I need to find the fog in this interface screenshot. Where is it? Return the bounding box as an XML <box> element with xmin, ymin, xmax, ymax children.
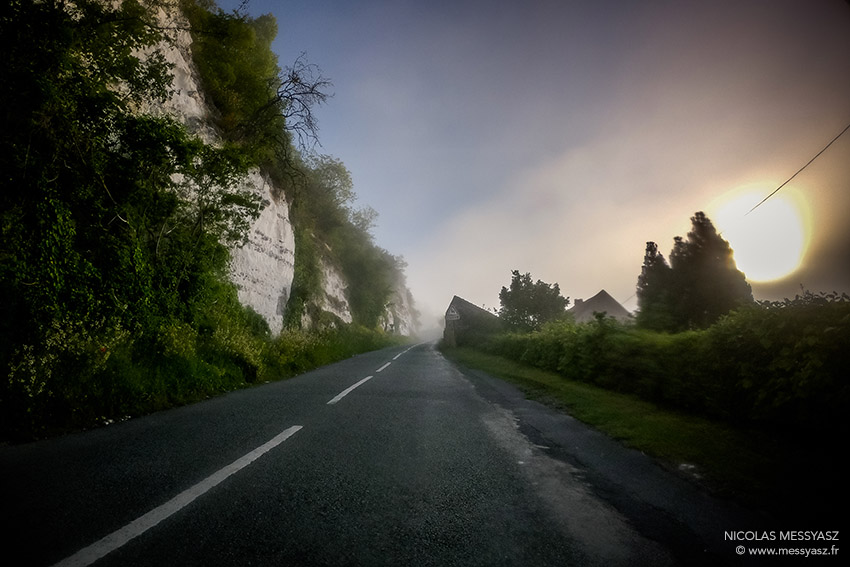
<box><xmin>222</xmin><ymin>0</ymin><xmax>850</xmax><ymax>323</ymax></box>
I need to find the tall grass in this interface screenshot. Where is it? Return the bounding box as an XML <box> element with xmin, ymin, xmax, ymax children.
<box><xmin>2</xmin><ymin>314</ymin><xmax>407</xmax><ymax>443</ymax></box>
<box><xmin>441</xmin><ymin>346</ymin><xmax>840</xmax><ymax>518</ymax></box>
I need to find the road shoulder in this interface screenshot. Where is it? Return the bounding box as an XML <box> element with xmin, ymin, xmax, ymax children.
<box><xmin>443</xmin><ymin>351</ymin><xmax>773</xmax><ymax>565</ymax></box>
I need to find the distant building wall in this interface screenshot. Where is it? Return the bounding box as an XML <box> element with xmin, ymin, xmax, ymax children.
<box><xmin>443</xmin><ymin>296</ymin><xmax>504</xmax><ymax>347</ymax></box>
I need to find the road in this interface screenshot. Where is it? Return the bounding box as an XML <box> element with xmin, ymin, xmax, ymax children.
<box><xmin>1</xmin><ymin>342</ymin><xmax>766</xmax><ymax>566</ymax></box>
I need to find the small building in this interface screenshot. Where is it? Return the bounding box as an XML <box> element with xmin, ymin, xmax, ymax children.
<box><xmin>443</xmin><ymin>295</ymin><xmax>504</xmax><ymax>347</ymax></box>
<box><xmin>567</xmin><ymin>289</ymin><xmax>631</xmax><ymax>324</ymax></box>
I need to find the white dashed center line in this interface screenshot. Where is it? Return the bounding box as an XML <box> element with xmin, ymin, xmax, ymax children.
<box><xmin>327</xmin><ymin>376</ymin><xmax>373</xmax><ymax>405</ymax></box>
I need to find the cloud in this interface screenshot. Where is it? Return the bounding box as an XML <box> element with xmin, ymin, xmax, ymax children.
<box><xmin>226</xmin><ymin>0</ymin><xmax>850</xmax><ymax>322</ymax></box>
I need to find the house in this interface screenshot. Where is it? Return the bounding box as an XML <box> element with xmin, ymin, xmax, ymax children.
<box><xmin>567</xmin><ymin>289</ymin><xmax>631</xmax><ymax>323</ymax></box>
<box><xmin>442</xmin><ymin>295</ymin><xmax>504</xmax><ymax>347</ymax></box>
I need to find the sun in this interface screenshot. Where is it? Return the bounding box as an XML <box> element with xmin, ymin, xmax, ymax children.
<box><xmin>709</xmin><ymin>186</ymin><xmax>811</xmax><ymax>282</ymax></box>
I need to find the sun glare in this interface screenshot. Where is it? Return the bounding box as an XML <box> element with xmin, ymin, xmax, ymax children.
<box><xmin>710</xmin><ymin>186</ymin><xmax>811</xmax><ymax>282</ymax></box>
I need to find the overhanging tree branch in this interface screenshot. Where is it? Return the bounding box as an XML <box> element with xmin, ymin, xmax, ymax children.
<box><xmin>275</xmin><ymin>54</ymin><xmax>332</xmax><ymax>150</ymax></box>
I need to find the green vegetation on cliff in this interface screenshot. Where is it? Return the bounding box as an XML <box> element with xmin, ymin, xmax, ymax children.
<box><xmin>182</xmin><ymin>0</ymin><xmax>410</xmax><ymax>330</ymax></box>
<box><xmin>0</xmin><ymin>0</ymin><xmax>411</xmax><ymax>441</ymax></box>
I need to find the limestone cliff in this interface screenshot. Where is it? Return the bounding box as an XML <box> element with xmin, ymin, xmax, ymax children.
<box><xmin>228</xmin><ymin>172</ymin><xmax>296</xmax><ymax>335</ymax></box>
<box><xmin>382</xmin><ymin>285</ymin><xmax>417</xmax><ymax>336</ymax></box>
<box><xmin>147</xmin><ymin>2</ymin><xmax>415</xmax><ymax>335</ymax></box>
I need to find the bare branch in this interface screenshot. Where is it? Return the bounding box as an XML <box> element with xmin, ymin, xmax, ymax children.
<box><xmin>276</xmin><ymin>54</ymin><xmax>333</xmax><ymax>150</ymax></box>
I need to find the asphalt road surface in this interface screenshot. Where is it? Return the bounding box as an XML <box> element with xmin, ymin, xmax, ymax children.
<box><xmin>1</xmin><ymin>342</ymin><xmax>769</xmax><ymax>566</ymax></box>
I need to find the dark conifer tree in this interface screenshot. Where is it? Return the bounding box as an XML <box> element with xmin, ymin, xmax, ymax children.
<box><xmin>636</xmin><ymin>242</ymin><xmax>676</xmax><ymax>331</ymax></box>
<box><xmin>637</xmin><ymin>212</ymin><xmax>753</xmax><ymax>331</ymax></box>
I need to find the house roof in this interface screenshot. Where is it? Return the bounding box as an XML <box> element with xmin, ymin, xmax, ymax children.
<box><xmin>445</xmin><ymin>295</ymin><xmax>499</xmax><ymax>321</ymax></box>
<box><xmin>567</xmin><ymin>289</ymin><xmax>631</xmax><ymax>323</ymax></box>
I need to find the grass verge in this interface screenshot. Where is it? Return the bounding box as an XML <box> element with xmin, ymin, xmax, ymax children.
<box><xmin>441</xmin><ymin>346</ymin><xmax>833</xmax><ymax>519</ymax></box>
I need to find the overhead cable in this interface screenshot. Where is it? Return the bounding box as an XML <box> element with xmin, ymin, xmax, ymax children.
<box><xmin>746</xmin><ymin>120</ymin><xmax>850</xmax><ymax>215</ymax></box>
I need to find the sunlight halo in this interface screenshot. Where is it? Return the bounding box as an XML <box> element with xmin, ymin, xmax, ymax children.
<box><xmin>709</xmin><ymin>186</ymin><xmax>811</xmax><ymax>282</ymax></box>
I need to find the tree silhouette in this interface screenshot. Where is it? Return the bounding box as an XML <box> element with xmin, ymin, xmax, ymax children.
<box><xmin>636</xmin><ymin>242</ymin><xmax>676</xmax><ymax>331</ymax></box>
<box><xmin>498</xmin><ymin>270</ymin><xmax>569</xmax><ymax>331</ymax></box>
<box><xmin>637</xmin><ymin>212</ymin><xmax>753</xmax><ymax>331</ymax></box>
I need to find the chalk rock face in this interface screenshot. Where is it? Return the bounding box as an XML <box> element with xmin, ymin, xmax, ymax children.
<box><xmin>317</xmin><ymin>258</ymin><xmax>353</xmax><ymax>324</ymax></box>
<box><xmin>142</xmin><ymin>4</ymin><xmax>215</xmax><ymax>142</ymax></box>
<box><xmin>142</xmin><ymin>5</ymin><xmax>298</xmax><ymax>335</ymax></box>
<box><xmin>383</xmin><ymin>285</ymin><xmax>417</xmax><ymax>336</ymax></box>
<box><xmin>142</xmin><ymin>1</ymin><xmax>415</xmax><ymax>336</ymax></box>
<box><xmin>229</xmin><ymin>172</ymin><xmax>296</xmax><ymax>335</ymax></box>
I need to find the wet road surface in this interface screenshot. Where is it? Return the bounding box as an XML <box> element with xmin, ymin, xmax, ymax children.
<box><xmin>1</xmin><ymin>342</ymin><xmax>767</xmax><ymax>566</ymax></box>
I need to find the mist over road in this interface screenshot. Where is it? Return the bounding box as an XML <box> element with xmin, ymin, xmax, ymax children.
<box><xmin>1</xmin><ymin>343</ymin><xmax>759</xmax><ymax>566</ymax></box>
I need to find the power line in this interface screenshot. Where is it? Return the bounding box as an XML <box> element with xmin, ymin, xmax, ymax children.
<box><xmin>746</xmin><ymin>120</ymin><xmax>850</xmax><ymax>215</ymax></box>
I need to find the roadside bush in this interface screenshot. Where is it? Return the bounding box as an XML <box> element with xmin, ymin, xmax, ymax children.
<box><xmin>262</xmin><ymin>325</ymin><xmax>406</xmax><ymax>380</ymax></box>
<box><xmin>483</xmin><ymin>297</ymin><xmax>850</xmax><ymax>433</ymax></box>
<box><xmin>703</xmin><ymin>296</ymin><xmax>850</xmax><ymax>431</ymax></box>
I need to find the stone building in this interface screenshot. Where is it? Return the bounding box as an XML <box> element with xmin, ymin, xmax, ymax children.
<box><xmin>442</xmin><ymin>296</ymin><xmax>504</xmax><ymax>347</ymax></box>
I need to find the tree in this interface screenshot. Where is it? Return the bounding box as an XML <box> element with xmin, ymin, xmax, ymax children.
<box><xmin>0</xmin><ymin>0</ymin><xmax>263</xmax><ymax>433</ymax></box>
<box><xmin>182</xmin><ymin>2</ymin><xmax>331</xmax><ymax>163</ymax></box>
<box><xmin>671</xmin><ymin>212</ymin><xmax>753</xmax><ymax>328</ymax></box>
<box><xmin>498</xmin><ymin>270</ymin><xmax>569</xmax><ymax>332</ymax></box>
<box><xmin>635</xmin><ymin>242</ymin><xmax>677</xmax><ymax>331</ymax></box>
<box><xmin>636</xmin><ymin>212</ymin><xmax>753</xmax><ymax>331</ymax></box>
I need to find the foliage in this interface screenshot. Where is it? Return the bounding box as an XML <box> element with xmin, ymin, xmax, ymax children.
<box><xmin>183</xmin><ymin>1</ymin><xmax>410</xmax><ymax>331</ymax></box>
<box><xmin>637</xmin><ymin>212</ymin><xmax>753</xmax><ymax>331</ymax></box>
<box><xmin>479</xmin><ymin>294</ymin><xmax>850</xmax><ymax>434</ymax></box>
<box><xmin>0</xmin><ymin>0</ymin><xmax>224</xmax><ymax>436</ymax></box>
<box><xmin>283</xmin><ymin>222</ymin><xmax>323</xmax><ymax>328</ymax></box>
<box><xmin>181</xmin><ymin>0</ymin><xmax>410</xmax><ymax>333</ymax></box>
<box><xmin>182</xmin><ymin>0</ymin><xmax>406</xmax><ymax>330</ymax></box>
<box><xmin>285</xmin><ymin>154</ymin><xmax>407</xmax><ymax>329</ymax></box>
<box><xmin>635</xmin><ymin>242</ymin><xmax>677</xmax><ymax>331</ymax></box>
<box><xmin>498</xmin><ymin>270</ymin><xmax>570</xmax><ymax>332</ymax></box>
<box><xmin>0</xmin><ymin>0</ymin><xmax>409</xmax><ymax>441</ymax></box>
<box><xmin>264</xmin><ymin>326</ymin><xmax>407</xmax><ymax>378</ymax></box>
<box><xmin>181</xmin><ymin>0</ymin><xmax>330</xmax><ymax>168</ymax></box>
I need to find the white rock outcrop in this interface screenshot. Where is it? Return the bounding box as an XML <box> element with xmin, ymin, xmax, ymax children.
<box><xmin>143</xmin><ymin>1</ymin><xmax>415</xmax><ymax>336</ymax></box>
<box><xmin>229</xmin><ymin>173</ymin><xmax>296</xmax><ymax>335</ymax></box>
<box><xmin>383</xmin><ymin>285</ymin><xmax>417</xmax><ymax>336</ymax></box>
<box><xmin>317</xmin><ymin>257</ymin><xmax>353</xmax><ymax>324</ymax></box>
<box><xmin>146</xmin><ymin>5</ymin><xmax>299</xmax><ymax>335</ymax></box>
<box><xmin>142</xmin><ymin>4</ymin><xmax>215</xmax><ymax>141</ymax></box>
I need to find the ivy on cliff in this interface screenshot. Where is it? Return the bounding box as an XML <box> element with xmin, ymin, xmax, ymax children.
<box><xmin>0</xmin><ymin>0</ymin><xmax>265</xmax><ymax>439</ymax></box>
<box><xmin>182</xmin><ymin>1</ymin><xmax>410</xmax><ymax>330</ymax></box>
<box><xmin>0</xmin><ymin>0</ymin><xmax>411</xmax><ymax>440</ymax></box>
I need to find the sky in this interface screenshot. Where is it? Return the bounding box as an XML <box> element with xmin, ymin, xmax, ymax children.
<box><xmin>217</xmin><ymin>0</ymin><xmax>850</xmax><ymax>331</ymax></box>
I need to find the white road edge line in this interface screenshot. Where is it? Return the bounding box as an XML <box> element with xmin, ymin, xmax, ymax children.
<box><xmin>376</xmin><ymin>362</ymin><xmax>391</xmax><ymax>373</ymax></box>
<box><xmin>327</xmin><ymin>376</ymin><xmax>373</xmax><ymax>405</ymax></box>
<box><xmin>52</xmin><ymin>425</ymin><xmax>304</xmax><ymax>567</ymax></box>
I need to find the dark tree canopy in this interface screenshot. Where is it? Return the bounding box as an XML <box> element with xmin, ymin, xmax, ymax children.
<box><xmin>636</xmin><ymin>212</ymin><xmax>753</xmax><ymax>331</ymax></box>
<box><xmin>635</xmin><ymin>242</ymin><xmax>677</xmax><ymax>331</ymax></box>
<box><xmin>498</xmin><ymin>270</ymin><xmax>569</xmax><ymax>332</ymax></box>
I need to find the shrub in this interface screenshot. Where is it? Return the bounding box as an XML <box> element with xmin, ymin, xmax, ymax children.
<box><xmin>480</xmin><ymin>298</ymin><xmax>850</xmax><ymax>434</ymax></box>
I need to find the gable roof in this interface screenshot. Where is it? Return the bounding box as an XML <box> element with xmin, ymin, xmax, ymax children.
<box><xmin>443</xmin><ymin>295</ymin><xmax>504</xmax><ymax>347</ymax></box>
<box><xmin>567</xmin><ymin>289</ymin><xmax>631</xmax><ymax>323</ymax></box>
<box><xmin>445</xmin><ymin>295</ymin><xmax>499</xmax><ymax>321</ymax></box>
